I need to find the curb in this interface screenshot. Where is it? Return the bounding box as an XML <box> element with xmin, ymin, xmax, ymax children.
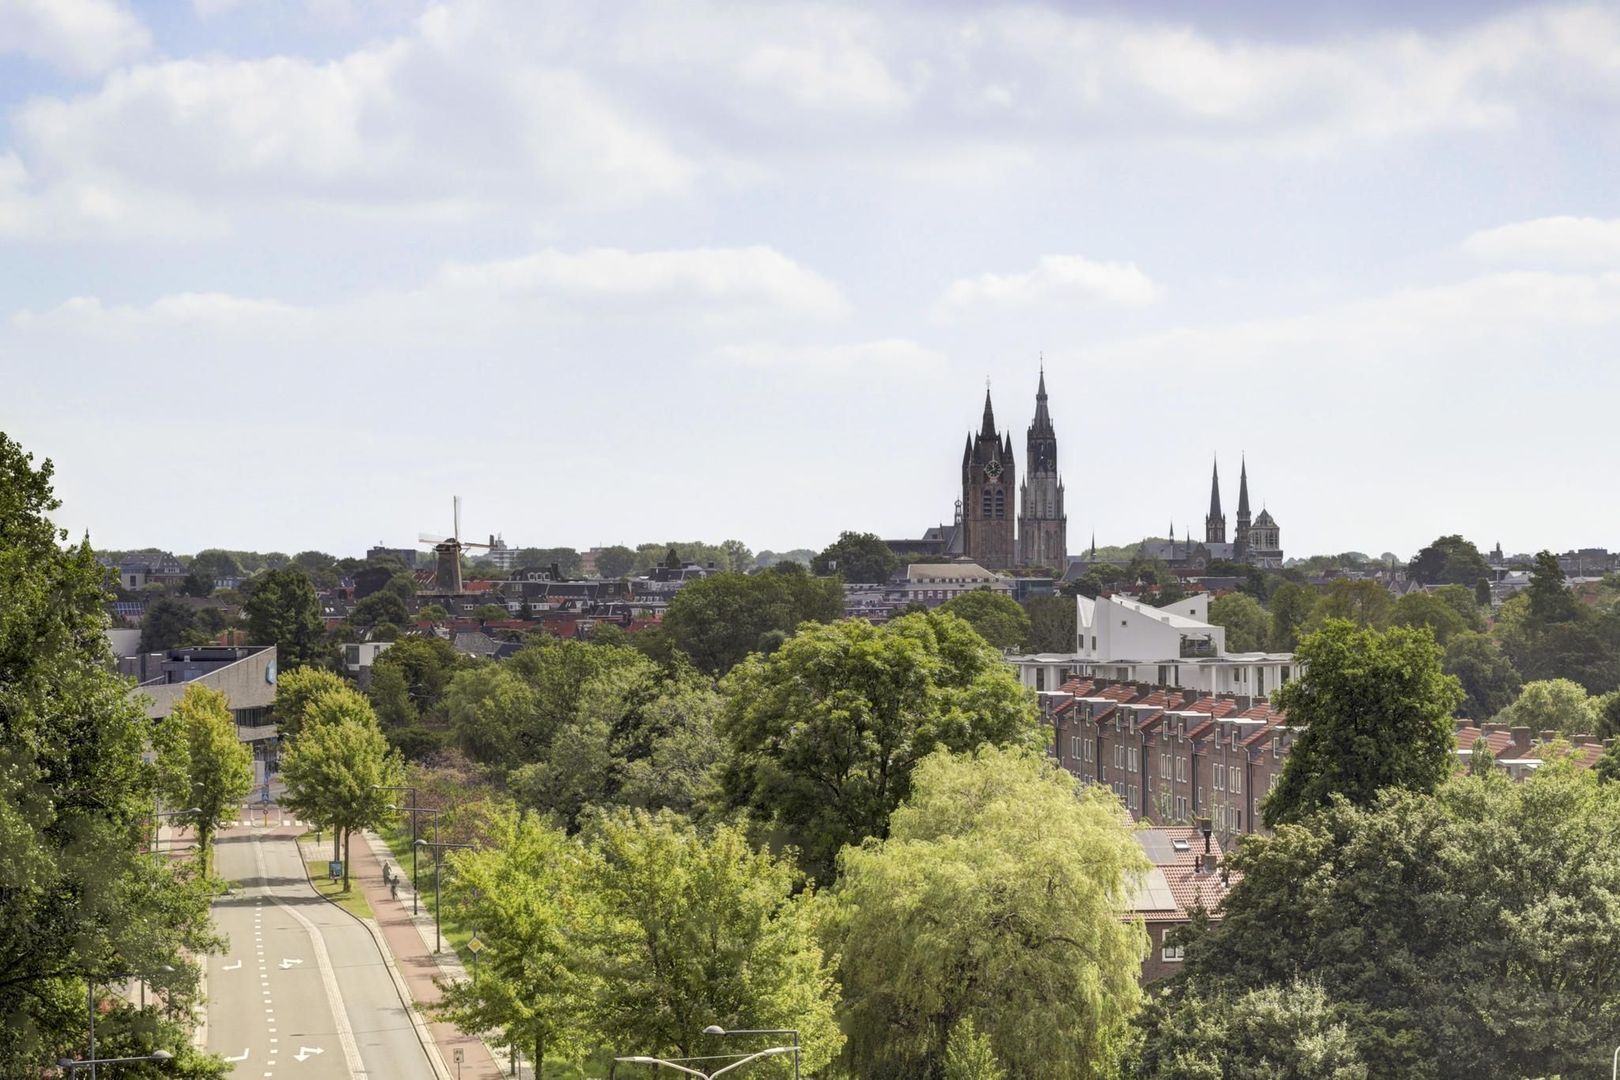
<box><xmin>295</xmin><ymin>838</ymin><xmax>455</xmax><ymax>1080</ymax></box>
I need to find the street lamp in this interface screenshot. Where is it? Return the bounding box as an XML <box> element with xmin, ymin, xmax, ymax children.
<box><xmin>377</xmin><ymin>785</ymin><xmax>436</xmax><ymax>915</ymax></box>
<box><xmin>81</xmin><ymin>972</ymin><xmax>177</xmax><ymax>1080</ymax></box>
<box><xmin>414</xmin><ymin>821</ymin><xmax>475</xmax><ymax>954</ymax></box>
<box><xmin>613</xmin><ymin>1046</ymin><xmax>795</xmax><ymax>1079</ymax></box>
<box><xmin>57</xmin><ymin>1050</ymin><xmax>172</xmax><ymax>1075</ymax></box>
<box><xmin>704</xmin><ymin>1026</ymin><xmax>800</xmax><ymax>1080</ymax></box>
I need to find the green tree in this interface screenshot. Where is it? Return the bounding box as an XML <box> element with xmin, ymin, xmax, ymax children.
<box><xmin>279</xmin><ymin>695</ymin><xmax>401</xmax><ymax>891</ymax></box>
<box><xmin>594</xmin><ymin>545</ymin><xmax>636</xmax><ymax>579</ymax></box>
<box><xmin>141</xmin><ymin>597</ymin><xmax>204</xmax><ymax>652</ymax></box>
<box><xmin>1024</xmin><ymin>594</ymin><xmax>1078</xmax><ymax>652</ymax></box>
<box><xmin>349</xmin><ymin>590</ymin><xmax>408</xmax><ymax>630</ymax></box>
<box><xmin>242</xmin><ymin>567</ymin><xmax>326</xmax><ymax>668</ymax></box>
<box><xmin>180</xmin><ymin>570</ymin><xmax>215</xmax><ymax>597</ymax></box>
<box><xmin>1267</xmin><ymin>581</ymin><xmax>1316</xmax><ymax>651</ymax></box>
<box><xmin>155</xmin><ymin>684</ymin><xmax>253</xmax><ymax>878</ymax></box>
<box><xmin>432</xmin><ymin>809</ymin><xmax>589</xmax><ymax>1077</ymax></box>
<box><xmin>1263</xmin><ymin>621</ymin><xmax>1460</xmax><ymax>828</ymax></box>
<box><xmin>938</xmin><ymin>589</ymin><xmax>1031</xmax><ymax>650</ymax></box>
<box><xmin>1208</xmin><ymin>593</ymin><xmax>1270</xmax><ymax>653</ymax></box>
<box><xmin>580</xmin><ymin>809</ymin><xmax>843</xmax><ymax>1074</ymax></box>
<box><xmin>1441</xmin><ymin>631</ymin><xmax>1522</xmax><ymax>720</ymax></box>
<box><xmin>187</xmin><ymin>549</ymin><xmax>243</xmax><ymax>582</ymax></box>
<box><xmin>1491</xmin><ymin>678</ymin><xmax>1599</xmax><ymax>736</ymax></box>
<box><xmin>291</xmin><ymin>550</ymin><xmax>339</xmax><ymax>589</ymax></box>
<box><xmin>369</xmin><ymin>636</ymin><xmax>464</xmax><ymax>723</ymax></box>
<box><xmin>720</xmin><ymin>612</ymin><xmax>1043</xmax><ymax>880</ymax></box>
<box><xmin>1065</xmin><ymin>562</ymin><xmax>1127</xmax><ymax>600</ymax></box>
<box><xmin>1526</xmin><ymin>549</ymin><xmax>1580</xmax><ymax>622</ymax></box>
<box><xmin>833</xmin><ymin>747</ymin><xmax>1147</xmax><ymax>1078</ymax></box>
<box><xmin>1304</xmin><ymin>579</ymin><xmax>1391</xmax><ymax>631</ymax></box>
<box><xmin>271</xmin><ymin>666</ymin><xmax>349</xmax><ymax>740</ymax></box>
<box><xmin>0</xmin><ymin>433</ymin><xmax>222</xmax><ymax>1069</ymax></box>
<box><xmin>663</xmin><ymin>564</ymin><xmax>843</xmax><ymax>676</ymax></box>
<box><xmin>1130</xmin><ymin>980</ymin><xmax>1367</xmax><ymax>1080</ymax></box>
<box><xmin>943</xmin><ymin>1019</ymin><xmax>1007</xmax><ymax>1080</ymax></box>
<box><xmin>1598</xmin><ymin>690</ymin><xmax>1620</xmax><ymax>739</ymax></box>
<box><xmin>1407</xmin><ymin>535</ymin><xmax>1491</xmax><ymax>586</ymax></box>
<box><xmin>514</xmin><ymin>547</ymin><xmax>583</xmax><ymax>577</ymax></box>
<box><xmin>1388</xmin><ymin>590</ymin><xmax>1471</xmax><ymax>645</ymax></box>
<box><xmin>811</xmin><ymin>531</ymin><xmax>899</xmax><ymax>583</ymax></box>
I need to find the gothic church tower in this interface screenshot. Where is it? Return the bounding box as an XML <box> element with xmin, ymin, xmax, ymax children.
<box><xmin>1234</xmin><ymin>457</ymin><xmax>1252</xmax><ymax>562</ymax></box>
<box><xmin>1017</xmin><ymin>367</ymin><xmax>1066</xmax><ymax>569</ymax></box>
<box><xmin>1205</xmin><ymin>457</ymin><xmax>1226</xmax><ymax>545</ymax></box>
<box><xmin>962</xmin><ymin>388</ymin><xmax>1016</xmax><ymax>569</ymax></box>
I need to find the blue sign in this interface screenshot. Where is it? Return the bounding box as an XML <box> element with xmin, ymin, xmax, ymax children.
<box><xmin>261</xmin><ymin>785</ymin><xmax>271</xmax><ymax>804</ymax></box>
<box><xmin>328</xmin><ymin>860</ymin><xmax>343</xmax><ymax>879</ymax></box>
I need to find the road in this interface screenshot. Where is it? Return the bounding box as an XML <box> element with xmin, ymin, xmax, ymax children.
<box><xmin>207</xmin><ymin>820</ymin><xmax>440</xmax><ymax>1078</ymax></box>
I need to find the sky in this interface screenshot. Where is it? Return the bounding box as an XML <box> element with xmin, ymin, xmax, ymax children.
<box><xmin>2</xmin><ymin>0</ymin><xmax>1618</xmax><ymax>562</ymax></box>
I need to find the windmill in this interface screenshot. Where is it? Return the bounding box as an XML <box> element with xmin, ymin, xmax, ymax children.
<box><xmin>419</xmin><ymin>496</ymin><xmax>488</xmax><ymax>595</ymax></box>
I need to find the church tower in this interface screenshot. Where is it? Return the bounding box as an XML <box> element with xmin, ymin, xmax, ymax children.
<box><xmin>1017</xmin><ymin>367</ymin><xmax>1067</xmax><ymax>569</ymax></box>
<box><xmin>1204</xmin><ymin>457</ymin><xmax>1226</xmax><ymax>545</ymax></box>
<box><xmin>1234</xmin><ymin>457</ymin><xmax>1252</xmax><ymax>562</ymax></box>
<box><xmin>962</xmin><ymin>387</ymin><xmax>1016</xmax><ymax>569</ymax></box>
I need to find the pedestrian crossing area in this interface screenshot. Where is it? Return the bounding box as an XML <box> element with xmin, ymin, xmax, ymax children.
<box><xmin>232</xmin><ymin>817</ymin><xmax>311</xmax><ymax>828</ymax></box>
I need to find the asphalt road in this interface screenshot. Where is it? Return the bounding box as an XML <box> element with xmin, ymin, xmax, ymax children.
<box><xmin>208</xmin><ymin>822</ymin><xmax>439</xmax><ymax>1078</ymax></box>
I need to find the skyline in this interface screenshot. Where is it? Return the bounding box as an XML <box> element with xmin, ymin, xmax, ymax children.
<box><xmin>3</xmin><ymin>0</ymin><xmax>1619</xmax><ymax>558</ymax></box>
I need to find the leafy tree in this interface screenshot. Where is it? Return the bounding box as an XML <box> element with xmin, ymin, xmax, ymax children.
<box><xmin>1065</xmin><ymin>562</ymin><xmax>1127</xmax><ymax>600</ymax></box>
<box><xmin>1024</xmin><ymin>594</ymin><xmax>1078</xmax><ymax>653</ymax></box>
<box><xmin>938</xmin><ymin>589</ymin><xmax>1031</xmax><ymax>650</ymax></box>
<box><xmin>472</xmin><ymin>603</ymin><xmax>508</xmax><ymax>622</ymax></box>
<box><xmin>349</xmin><ymin>589</ymin><xmax>408</xmax><ymax>630</ymax></box>
<box><xmin>0</xmin><ymin>433</ymin><xmax>222</xmax><ymax>1069</ymax></box>
<box><xmin>1491</xmin><ymin>678</ymin><xmax>1600</xmax><ymax>736</ymax></box>
<box><xmin>272</xmin><ymin>666</ymin><xmax>348</xmax><ymax>740</ymax></box>
<box><xmin>1263</xmin><ymin>621</ymin><xmax>1460</xmax><ymax>828</ymax></box>
<box><xmin>353</xmin><ymin>560</ymin><xmax>404</xmax><ymax>599</ymax></box>
<box><xmin>719</xmin><ymin>538</ymin><xmax>755</xmax><ymax>573</ymax></box>
<box><xmin>1388</xmin><ymin>590</ymin><xmax>1471</xmax><ymax>645</ymax></box>
<box><xmin>416</xmin><ymin>603</ymin><xmax>449</xmax><ymax>623</ymax></box>
<box><xmin>242</xmin><ymin>567</ymin><xmax>326</xmax><ymax>668</ymax></box>
<box><xmin>432</xmin><ymin>809</ymin><xmax>589</xmax><ymax>1077</ymax></box>
<box><xmin>514</xmin><ymin>547</ymin><xmax>583</xmax><ymax>577</ymax></box>
<box><xmin>1498</xmin><ymin>552</ymin><xmax>1620</xmax><ymax>693</ymax></box>
<box><xmin>721</xmin><ymin>612</ymin><xmax>1042</xmax><ymax>880</ymax></box>
<box><xmin>291</xmin><ymin>550</ymin><xmax>339</xmax><ymax>588</ymax></box>
<box><xmin>1267</xmin><ymin>581</ymin><xmax>1316</xmax><ymax>651</ymax></box>
<box><xmin>1208</xmin><ymin>593</ymin><xmax>1270</xmax><ymax>653</ymax></box>
<box><xmin>279</xmin><ymin>695</ymin><xmax>401</xmax><ymax>891</ymax></box>
<box><xmin>580</xmin><ymin>809</ymin><xmax>843</xmax><ymax>1074</ymax></box>
<box><xmin>943</xmin><ymin>1019</ymin><xmax>1006</xmax><ymax>1080</ymax></box>
<box><xmin>180</xmin><ymin>570</ymin><xmax>215</xmax><ymax>597</ymax></box>
<box><xmin>141</xmin><ymin>597</ymin><xmax>204</xmax><ymax>652</ymax></box>
<box><xmin>1168</xmin><ymin>769</ymin><xmax>1620</xmax><ymax>1078</ymax></box>
<box><xmin>1441</xmin><ymin>631</ymin><xmax>1522</xmax><ymax>720</ymax></box>
<box><xmin>155</xmin><ymin>684</ymin><xmax>253</xmax><ymax>878</ymax></box>
<box><xmin>1408</xmin><ymin>535</ymin><xmax>1491</xmax><ymax>587</ymax></box>
<box><xmin>187</xmin><ymin>548</ymin><xmax>243</xmax><ymax>582</ymax></box>
<box><xmin>1129</xmin><ymin>980</ymin><xmax>1367</xmax><ymax>1079</ymax></box>
<box><xmin>1304</xmin><ymin>578</ymin><xmax>1391</xmax><ymax>631</ymax></box>
<box><xmin>811</xmin><ymin>531</ymin><xmax>898</xmax><ymax>583</ymax></box>
<box><xmin>1526</xmin><ymin>549</ymin><xmax>1581</xmax><ymax>622</ymax></box>
<box><xmin>593</xmin><ymin>545</ymin><xmax>636</xmax><ymax>579</ymax></box>
<box><xmin>833</xmin><ymin>747</ymin><xmax>1147</xmax><ymax>1078</ymax></box>
<box><xmin>663</xmin><ymin>563</ymin><xmax>843</xmax><ymax>676</ymax></box>
<box><xmin>1599</xmin><ymin>690</ymin><xmax>1620</xmax><ymax>739</ymax></box>
<box><xmin>369</xmin><ymin>636</ymin><xmax>464</xmax><ymax>723</ymax></box>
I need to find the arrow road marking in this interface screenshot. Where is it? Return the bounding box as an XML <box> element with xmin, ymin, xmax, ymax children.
<box><xmin>224</xmin><ymin>1048</ymin><xmax>249</xmax><ymax>1062</ymax></box>
<box><xmin>278</xmin><ymin>958</ymin><xmax>303</xmax><ymax>969</ymax></box>
<box><xmin>222</xmin><ymin>960</ymin><xmax>242</xmax><ymax>971</ymax></box>
<box><xmin>293</xmin><ymin>1046</ymin><xmax>324</xmax><ymax>1062</ymax></box>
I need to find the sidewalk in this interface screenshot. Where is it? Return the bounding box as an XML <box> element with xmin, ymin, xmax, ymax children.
<box><xmin>344</xmin><ymin>829</ymin><xmax>516</xmax><ymax>1079</ymax></box>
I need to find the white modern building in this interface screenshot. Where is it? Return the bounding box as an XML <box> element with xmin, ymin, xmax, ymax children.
<box><xmin>885</xmin><ymin>561</ymin><xmax>1014</xmax><ymax>608</ymax></box>
<box><xmin>1009</xmin><ymin>593</ymin><xmax>1295</xmax><ymax>696</ymax></box>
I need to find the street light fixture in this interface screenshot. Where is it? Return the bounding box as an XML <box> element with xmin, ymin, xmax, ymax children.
<box><xmin>80</xmin><ymin>972</ymin><xmax>177</xmax><ymax>1080</ymax></box>
<box><xmin>58</xmin><ymin>1049</ymin><xmax>172</xmax><ymax>1074</ymax></box>
<box><xmin>414</xmin><ymin>821</ymin><xmax>475</xmax><ymax>954</ymax></box>
<box><xmin>377</xmin><ymin>785</ymin><xmax>437</xmax><ymax>915</ymax></box>
<box><xmin>613</xmin><ymin>1046</ymin><xmax>795</xmax><ymax>1079</ymax></box>
<box><xmin>704</xmin><ymin>1026</ymin><xmax>800</xmax><ymax>1080</ymax></box>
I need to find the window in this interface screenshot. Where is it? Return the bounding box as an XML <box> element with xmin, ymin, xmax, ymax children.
<box><xmin>994</xmin><ymin>489</ymin><xmax>1005</xmax><ymax>518</ymax></box>
<box><xmin>982</xmin><ymin>490</ymin><xmax>992</xmax><ymax>515</ymax></box>
<box><xmin>1175</xmin><ymin>758</ymin><xmax>1186</xmax><ymax>782</ymax></box>
<box><xmin>1230</xmin><ymin>767</ymin><xmax>1242</xmax><ymax>794</ymax></box>
<box><xmin>1162</xmin><ymin>943</ymin><xmax>1185</xmax><ymax>962</ymax></box>
<box><xmin>1196</xmin><ymin>785</ymin><xmax>1204</xmax><ymax>808</ymax></box>
<box><xmin>1214</xmin><ymin>767</ymin><xmax>1223</xmax><ymax>791</ymax></box>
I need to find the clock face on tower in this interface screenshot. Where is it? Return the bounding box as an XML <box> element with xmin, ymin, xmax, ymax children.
<box><xmin>984</xmin><ymin>459</ymin><xmax>1003</xmax><ymax>480</ymax></box>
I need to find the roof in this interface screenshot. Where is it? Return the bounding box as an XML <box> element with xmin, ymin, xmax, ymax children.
<box><xmin>1128</xmin><ymin>826</ymin><xmax>1237</xmax><ymax>923</ymax></box>
<box><xmin>904</xmin><ymin>561</ymin><xmax>1004</xmax><ymax>582</ymax></box>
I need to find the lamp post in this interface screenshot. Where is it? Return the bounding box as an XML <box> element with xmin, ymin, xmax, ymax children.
<box><xmin>613</xmin><ymin>1046</ymin><xmax>796</xmax><ymax>1079</ymax></box>
<box><xmin>83</xmin><ymin>972</ymin><xmax>168</xmax><ymax>1080</ymax></box>
<box><xmin>377</xmin><ymin>785</ymin><xmax>433</xmax><ymax>915</ymax></box>
<box><xmin>57</xmin><ymin>1050</ymin><xmax>172</xmax><ymax>1075</ymax></box>
<box><xmin>414</xmin><ymin>821</ymin><xmax>475</xmax><ymax>954</ymax></box>
<box><xmin>703</xmin><ymin>1026</ymin><xmax>799</xmax><ymax>1080</ymax></box>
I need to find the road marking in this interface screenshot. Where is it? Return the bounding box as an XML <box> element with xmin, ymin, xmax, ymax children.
<box><xmin>223</xmin><ymin>960</ymin><xmax>242</xmax><ymax>971</ymax></box>
<box><xmin>293</xmin><ymin>1047</ymin><xmax>324</xmax><ymax>1063</ymax></box>
<box><xmin>278</xmin><ymin>958</ymin><xmax>303</xmax><ymax>969</ymax></box>
<box><xmin>225</xmin><ymin>1049</ymin><xmax>249</xmax><ymax>1062</ymax></box>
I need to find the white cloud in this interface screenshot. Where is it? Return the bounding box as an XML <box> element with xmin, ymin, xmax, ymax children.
<box><xmin>712</xmin><ymin>338</ymin><xmax>943</xmax><ymax>375</ymax></box>
<box><xmin>1464</xmin><ymin>216</ymin><xmax>1620</xmax><ymax>269</ymax></box>
<box><xmin>934</xmin><ymin>255</ymin><xmax>1160</xmax><ymax>318</ymax></box>
<box><xmin>0</xmin><ymin>0</ymin><xmax>149</xmax><ymax>76</ymax></box>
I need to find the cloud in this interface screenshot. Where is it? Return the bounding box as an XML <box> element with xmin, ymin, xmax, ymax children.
<box><xmin>1464</xmin><ymin>216</ymin><xmax>1620</xmax><ymax>269</ymax></box>
<box><xmin>712</xmin><ymin>338</ymin><xmax>944</xmax><ymax>375</ymax></box>
<box><xmin>934</xmin><ymin>255</ymin><xmax>1160</xmax><ymax>318</ymax></box>
<box><xmin>0</xmin><ymin>0</ymin><xmax>149</xmax><ymax>76</ymax></box>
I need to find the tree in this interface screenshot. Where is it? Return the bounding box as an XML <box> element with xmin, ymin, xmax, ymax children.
<box><xmin>832</xmin><ymin>747</ymin><xmax>1148</xmax><ymax>1078</ymax></box>
<box><xmin>348</xmin><ymin>589</ymin><xmax>408</xmax><ymax>631</ymax></box>
<box><xmin>155</xmin><ymin>684</ymin><xmax>253</xmax><ymax>878</ymax></box>
<box><xmin>368</xmin><ymin>636</ymin><xmax>464</xmax><ymax>723</ymax></box>
<box><xmin>187</xmin><ymin>548</ymin><xmax>243</xmax><ymax>582</ymax></box>
<box><xmin>1208</xmin><ymin>593</ymin><xmax>1270</xmax><ymax>653</ymax></box>
<box><xmin>1407</xmin><ymin>535</ymin><xmax>1491</xmax><ymax>587</ymax></box>
<box><xmin>663</xmin><ymin>564</ymin><xmax>843</xmax><ymax>676</ymax></box>
<box><xmin>594</xmin><ymin>545</ymin><xmax>636</xmax><ymax>579</ymax></box>
<box><xmin>514</xmin><ymin>547</ymin><xmax>583</xmax><ymax>577</ymax></box>
<box><xmin>1441</xmin><ymin>631</ymin><xmax>1522</xmax><ymax>720</ymax></box>
<box><xmin>1304</xmin><ymin>579</ymin><xmax>1391</xmax><ymax>631</ymax></box>
<box><xmin>938</xmin><ymin>589</ymin><xmax>1032</xmax><ymax>650</ymax></box>
<box><xmin>432</xmin><ymin>809</ymin><xmax>590</xmax><ymax>1077</ymax></box>
<box><xmin>1526</xmin><ymin>549</ymin><xmax>1581</xmax><ymax>623</ymax></box>
<box><xmin>721</xmin><ymin>610</ymin><xmax>1043</xmax><ymax>882</ymax></box>
<box><xmin>943</xmin><ymin>1019</ymin><xmax>1006</xmax><ymax>1080</ymax></box>
<box><xmin>1024</xmin><ymin>594</ymin><xmax>1078</xmax><ymax>652</ymax></box>
<box><xmin>1387</xmin><ymin>590</ymin><xmax>1471</xmax><ymax>645</ymax></box>
<box><xmin>1130</xmin><ymin>980</ymin><xmax>1367</xmax><ymax>1080</ymax></box>
<box><xmin>811</xmin><ymin>531</ymin><xmax>899</xmax><ymax>583</ymax></box>
<box><xmin>1599</xmin><ymin>690</ymin><xmax>1620</xmax><ymax>739</ymax></box>
<box><xmin>1166</xmin><ymin>769</ymin><xmax>1620</xmax><ymax>1078</ymax></box>
<box><xmin>291</xmin><ymin>550</ymin><xmax>340</xmax><ymax>588</ymax></box>
<box><xmin>279</xmin><ymin>696</ymin><xmax>401</xmax><ymax>891</ymax></box>
<box><xmin>580</xmin><ymin>809</ymin><xmax>843</xmax><ymax>1073</ymax></box>
<box><xmin>1263</xmin><ymin>621</ymin><xmax>1460</xmax><ymax>828</ymax></box>
<box><xmin>0</xmin><ymin>433</ymin><xmax>221</xmax><ymax>1068</ymax></box>
<box><xmin>141</xmin><ymin>597</ymin><xmax>203</xmax><ymax>652</ymax></box>
<box><xmin>180</xmin><ymin>570</ymin><xmax>214</xmax><ymax>597</ymax></box>
<box><xmin>1267</xmin><ymin>581</ymin><xmax>1316</xmax><ymax>651</ymax></box>
<box><xmin>1065</xmin><ymin>562</ymin><xmax>1127</xmax><ymax>600</ymax></box>
<box><xmin>242</xmin><ymin>567</ymin><xmax>326</xmax><ymax>668</ymax></box>
<box><xmin>271</xmin><ymin>665</ymin><xmax>348</xmax><ymax>739</ymax></box>
<box><xmin>719</xmin><ymin>538</ymin><xmax>755</xmax><ymax>573</ymax></box>
<box><xmin>1491</xmin><ymin>678</ymin><xmax>1600</xmax><ymax>736</ymax></box>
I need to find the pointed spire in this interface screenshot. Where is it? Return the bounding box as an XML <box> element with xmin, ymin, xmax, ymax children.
<box><xmin>980</xmin><ymin>381</ymin><xmax>997</xmax><ymax>441</ymax></box>
<box><xmin>1237</xmin><ymin>455</ymin><xmax>1251</xmax><ymax>517</ymax></box>
<box><xmin>1208</xmin><ymin>456</ymin><xmax>1223</xmax><ymax>522</ymax></box>
<box><xmin>1030</xmin><ymin>361</ymin><xmax>1054</xmax><ymax>435</ymax></box>
<box><xmin>1091</xmin><ymin>532</ymin><xmax>1097</xmax><ymax>558</ymax></box>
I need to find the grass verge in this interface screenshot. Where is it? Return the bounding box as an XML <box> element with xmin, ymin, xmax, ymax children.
<box><xmin>296</xmin><ymin>830</ymin><xmax>375</xmax><ymax>920</ymax></box>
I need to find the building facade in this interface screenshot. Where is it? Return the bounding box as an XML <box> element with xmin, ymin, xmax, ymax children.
<box><xmin>961</xmin><ymin>390</ymin><xmax>1017</xmax><ymax>569</ymax></box>
<box><xmin>1017</xmin><ymin>368</ymin><xmax>1067</xmax><ymax>569</ymax></box>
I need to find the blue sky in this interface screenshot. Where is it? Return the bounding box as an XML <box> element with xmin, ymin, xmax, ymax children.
<box><xmin>2</xmin><ymin>0</ymin><xmax>1617</xmax><ymax>561</ymax></box>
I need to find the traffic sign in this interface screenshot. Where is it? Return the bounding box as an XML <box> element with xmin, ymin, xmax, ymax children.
<box><xmin>466</xmin><ymin>937</ymin><xmax>483</xmax><ymax>954</ymax></box>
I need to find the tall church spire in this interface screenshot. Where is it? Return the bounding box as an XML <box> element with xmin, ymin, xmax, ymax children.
<box><xmin>980</xmin><ymin>384</ymin><xmax>997</xmax><ymax>441</ymax></box>
<box><xmin>1237</xmin><ymin>456</ymin><xmax>1250</xmax><ymax>516</ymax></box>
<box><xmin>1204</xmin><ymin>455</ymin><xmax>1227</xmax><ymax>545</ymax></box>
<box><xmin>1031</xmin><ymin>363</ymin><xmax>1053</xmax><ymax>435</ymax></box>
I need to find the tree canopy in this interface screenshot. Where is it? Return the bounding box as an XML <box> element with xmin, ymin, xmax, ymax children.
<box><xmin>937</xmin><ymin>589</ymin><xmax>1032</xmax><ymax>650</ymax></box>
<box><xmin>662</xmin><ymin>563</ymin><xmax>843</xmax><ymax>675</ymax></box>
<box><xmin>155</xmin><ymin>683</ymin><xmax>253</xmax><ymax>878</ymax></box>
<box><xmin>811</xmin><ymin>530</ymin><xmax>899</xmax><ymax>584</ymax></box>
<box><xmin>242</xmin><ymin>566</ymin><xmax>326</xmax><ymax>668</ymax></box>
<box><xmin>1407</xmin><ymin>535</ymin><xmax>1491</xmax><ymax>587</ymax></box>
<box><xmin>1208</xmin><ymin>593</ymin><xmax>1270</xmax><ymax>653</ymax></box>
<box><xmin>1441</xmin><ymin>631</ymin><xmax>1522</xmax><ymax>720</ymax></box>
<box><xmin>1490</xmin><ymin>677</ymin><xmax>1600</xmax><ymax>736</ymax></box>
<box><xmin>1024</xmin><ymin>594</ymin><xmax>1078</xmax><ymax>652</ymax></box>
